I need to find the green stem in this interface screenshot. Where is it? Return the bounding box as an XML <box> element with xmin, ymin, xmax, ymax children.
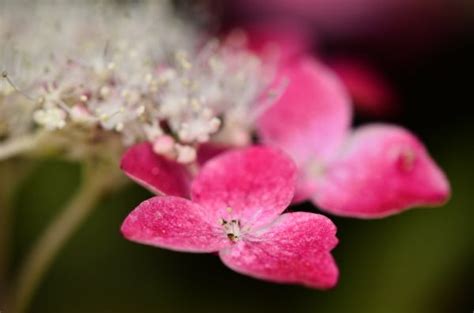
<box><xmin>8</xmin><ymin>163</ymin><xmax>116</xmax><ymax>313</ymax></box>
<box><xmin>0</xmin><ymin>167</ymin><xmax>13</xmax><ymax>304</ymax></box>
<box><xmin>0</xmin><ymin>161</ymin><xmax>34</xmax><ymax>306</ymax></box>
<box><xmin>0</xmin><ymin>135</ymin><xmax>40</xmax><ymax>161</ymax></box>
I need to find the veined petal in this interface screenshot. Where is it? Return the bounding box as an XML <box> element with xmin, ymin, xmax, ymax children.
<box><xmin>219</xmin><ymin>212</ymin><xmax>338</xmax><ymax>289</ymax></box>
<box><xmin>191</xmin><ymin>146</ymin><xmax>296</xmax><ymax>229</ymax></box>
<box><xmin>257</xmin><ymin>56</ymin><xmax>352</xmax><ymax>165</ymax></box>
<box><xmin>121</xmin><ymin>142</ymin><xmax>191</xmax><ymax>197</ymax></box>
<box><xmin>121</xmin><ymin>196</ymin><xmax>228</xmax><ymax>253</ymax></box>
<box><xmin>314</xmin><ymin>124</ymin><xmax>451</xmax><ymax>218</ymax></box>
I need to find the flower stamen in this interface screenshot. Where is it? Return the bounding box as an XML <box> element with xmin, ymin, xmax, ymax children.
<box><xmin>221</xmin><ymin>218</ymin><xmax>242</xmax><ymax>242</ymax></box>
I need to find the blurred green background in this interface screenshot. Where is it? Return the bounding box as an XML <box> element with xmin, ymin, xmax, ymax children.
<box><xmin>2</xmin><ymin>4</ymin><xmax>474</xmax><ymax>313</ymax></box>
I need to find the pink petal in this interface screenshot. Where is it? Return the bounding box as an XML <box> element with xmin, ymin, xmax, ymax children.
<box><xmin>293</xmin><ymin>176</ymin><xmax>319</xmax><ymax>204</ymax></box>
<box><xmin>257</xmin><ymin>56</ymin><xmax>352</xmax><ymax>165</ymax></box>
<box><xmin>196</xmin><ymin>143</ymin><xmax>229</xmax><ymax>166</ymax></box>
<box><xmin>191</xmin><ymin>146</ymin><xmax>296</xmax><ymax>229</ymax></box>
<box><xmin>219</xmin><ymin>212</ymin><xmax>339</xmax><ymax>289</ymax></box>
<box><xmin>244</xmin><ymin>21</ymin><xmax>311</xmax><ymax>64</ymax></box>
<box><xmin>314</xmin><ymin>124</ymin><xmax>451</xmax><ymax>218</ymax></box>
<box><xmin>121</xmin><ymin>196</ymin><xmax>228</xmax><ymax>253</ymax></box>
<box><xmin>120</xmin><ymin>142</ymin><xmax>191</xmax><ymax>197</ymax></box>
<box><xmin>329</xmin><ymin>58</ymin><xmax>398</xmax><ymax>117</ymax></box>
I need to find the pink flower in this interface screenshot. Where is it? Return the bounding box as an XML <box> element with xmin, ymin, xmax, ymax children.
<box><xmin>121</xmin><ymin>146</ymin><xmax>339</xmax><ymax>288</ymax></box>
<box><xmin>328</xmin><ymin>58</ymin><xmax>398</xmax><ymax>117</ymax></box>
<box><xmin>241</xmin><ymin>21</ymin><xmax>311</xmax><ymax>66</ymax></box>
<box><xmin>257</xmin><ymin>56</ymin><xmax>450</xmax><ymax>218</ymax></box>
<box><xmin>242</xmin><ymin>24</ymin><xmax>398</xmax><ymax>118</ymax></box>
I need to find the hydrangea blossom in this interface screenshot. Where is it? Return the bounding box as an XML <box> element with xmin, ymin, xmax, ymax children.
<box><xmin>257</xmin><ymin>56</ymin><xmax>450</xmax><ymax>218</ymax></box>
<box><xmin>121</xmin><ymin>146</ymin><xmax>339</xmax><ymax>288</ymax></box>
<box><xmin>0</xmin><ymin>2</ymin><xmax>273</xmax><ymax>164</ymax></box>
<box><xmin>0</xmin><ymin>0</ymin><xmax>453</xmax><ymax>296</ymax></box>
<box><xmin>120</xmin><ymin>28</ymin><xmax>450</xmax><ymax>220</ymax></box>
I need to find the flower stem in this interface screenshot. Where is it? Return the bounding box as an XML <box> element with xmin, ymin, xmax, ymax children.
<box><xmin>0</xmin><ymin>135</ymin><xmax>40</xmax><ymax>161</ymax></box>
<box><xmin>0</xmin><ymin>168</ymin><xmax>14</xmax><ymax>304</ymax></box>
<box><xmin>0</xmin><ymin>160</ymin><xmax>34</xmax><ymax>306</ymax></box>
<box><xmin>8</xmin><ymin>163</ymin><xmax>117</xmax><ymax>313</ymax></box>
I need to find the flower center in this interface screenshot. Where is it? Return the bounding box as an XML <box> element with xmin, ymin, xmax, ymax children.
<box><xmin>305</xmin><ymin>158</ymin><xmax>326</xmax><ymax>179</ymax></box>
<box><xmin>221</xmin><ymin>219</ymin><xmax>242</xmax><ymax>242</ymax></box>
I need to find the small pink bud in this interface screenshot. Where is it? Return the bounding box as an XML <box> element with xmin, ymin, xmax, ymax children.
<box><xmin>230</xmin><ymin>129</ymin><xmax>251</xmax><ymax>146</ymax></box>
<box><xmin>175</xmin><ymin>144</ymin><xmax>196</xmax><ymax>164</ymax></box>
<box><xmin>152</xmin><ymin>135</ymin><xmax>175</xmax><ymax>155</ymax></box>
<box><xmin>70</xmin><ymin>105</ymin><xmax>95</xmax><ymax>125</ymax></box>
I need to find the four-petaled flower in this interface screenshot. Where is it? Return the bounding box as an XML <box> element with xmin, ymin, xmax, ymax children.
<box><xmin>121</xmin><ymin>146</ymin><xmax>339</xmax><ymax>289</ymax></box>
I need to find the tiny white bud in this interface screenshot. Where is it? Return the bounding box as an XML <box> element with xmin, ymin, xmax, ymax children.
<box><xmin>115</xmin><ymin>122</ymin><xmax>124</xmax><ymax>132</ymax></box>
<box><xmin>175</xmin><ymin>144</ymin><xmax>196</xmax><ymax>164</ymax></box>
<box><xmin>144</xmin><ymin>124</ymin><xmax>163</xmax><ymax>141</ymax></box>
<box><xmin>209</xmin><ymin>117</ymin><xmax>221</xmax><ymax>132</ymax></box>
<box><xmin>152</xmin><ymin>135</ymin><xmax>175</xmax><ymax>155</ymax></box>
<box><xmin>33</xmin><ymin>107</ymin><xmax>67</xmax><ymax>130</ymax></box>
<box><xmin>135</xmin><ymin>105</ymin><xmax>146</xmax><ymax>116</ymax></box>
<box><xmin>100</xmin><ymin>86</ymin><xmax>111</xmax><ymax>98</ymax></box>
<box><xmin>70</xmin><ymin>105</ymin><xmax>95</xmax><ymax>125</ymax></box>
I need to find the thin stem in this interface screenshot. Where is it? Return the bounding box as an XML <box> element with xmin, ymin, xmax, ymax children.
<box><xmin>8</xmin><ymin>163</ymin><xmax>116</xmax><ymax>313</ymax></box>
<box><xmin>0</xmin><ymin>161</ymin><xmax>34</xmax><ymax>305</ymax></box>
<box><xmin>1</xmin><ymin>71</ymin><xmax>35</xmax><ymax>102</ymax></box>
<box><xmin>0</xmin><ymin>167</ymin><xmax>13</xmax><ymax>304</ymax></box>
<box><xmin>0</xmin><ymin>135</ymin><xmax>40</xmax><ymax>161</ymax></box>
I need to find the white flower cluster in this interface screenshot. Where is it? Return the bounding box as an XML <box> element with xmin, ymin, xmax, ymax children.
<box><xmin>0</xmin><ymin>1</ymin><xmax>273</xmax><ymax>163</ymax></box>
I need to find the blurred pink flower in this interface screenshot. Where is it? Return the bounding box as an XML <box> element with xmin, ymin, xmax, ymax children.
<box><xmin>258</xmin><ymin>56</ymin><xmax>450</xmax><ymax>218</ymax></box>
<box><xmin>241</xmin><ymin>21</ymin><xmax>311</xmax><ymax>65</ymax></box>
<box><xmin>242</xmin><ymin>24</ymin><xmax>398</xmax><ymax>117</ymax></box>
<box><xmin>328</xmin><ymin>58</ymin><xmax>398</xmax><ymax>117</ymax></box>
<box><xmin>227</xmin><ymin>0</ymin><xmax>458</xmax><ymax>54</ymax></box>
<box><xmin>121</xmin><ymin>146</ymin><xmax>339</xmax><ymax>288</ymax></box>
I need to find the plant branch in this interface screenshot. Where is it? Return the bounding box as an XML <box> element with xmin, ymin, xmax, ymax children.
<box><xmin>0</xmin><ymin>135</ymin><xmax>41</xmax><ymax>161</ymax></box>
<box><xmin>8</xmin><ymin>162</ymin><xmax>119</xmax><ymax>313</ymax></box>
